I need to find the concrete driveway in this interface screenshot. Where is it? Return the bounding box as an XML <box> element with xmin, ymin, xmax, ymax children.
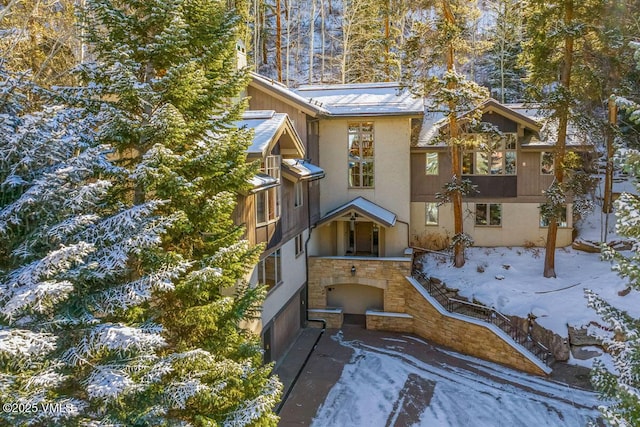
<box><xmin>277</xmin><ymin>326</ymin><xmax>602</xmax><ymax>427</ymax></box>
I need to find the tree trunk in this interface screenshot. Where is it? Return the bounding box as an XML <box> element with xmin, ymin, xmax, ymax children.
<box><xmin>442</xmin><ymin>0</ymin><xmax>465</xmax><ymax>268</ymax></box>
<box><xmin>543</xmin><ymin>0</ymin><xmax>573</xmax><ymax>278</ymax></box>
<box><xmin>275</xmin><ymin>0</ymin><xmax>282</xmax><ymax>82</ymax></box>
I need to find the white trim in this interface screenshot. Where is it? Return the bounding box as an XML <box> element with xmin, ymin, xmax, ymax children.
<box><xmin>365</xmin><ymin>310</ymin><xmax>413</xmax><ymax>319</ymax></box>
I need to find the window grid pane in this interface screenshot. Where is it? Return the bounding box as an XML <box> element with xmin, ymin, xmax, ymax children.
<box><xmin>348</xmin><ymin>122</ymin><xmax>374</xmax><ymax>188</ymax></box>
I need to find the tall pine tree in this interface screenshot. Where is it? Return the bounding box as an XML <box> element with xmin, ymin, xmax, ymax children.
<box><xmin>0</xmin><ymin>67</ymin><xmax>192</xmax><ymax>425</ymax></box>
<box><xmin>587</xmin><ymin>41</ymin><xmax>640</xmax><ymax>427</ymax></box>
<box><xmin>521</xmin><ymin>0</ymin><xmax>604</xmax><ymax>278</ymax></box>
<box><xmin>403</xmin><ymin>0</ymin><xmax>488</xmax><ymax>267</ymax></box>
<box><xmin>70</xmin><ymin>0</ymin><xmax>281</xmax><ymax>423</ymax></box>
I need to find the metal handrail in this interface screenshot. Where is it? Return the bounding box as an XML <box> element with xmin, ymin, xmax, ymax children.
<box><xmin>412</xmin><ymin>269</ymin><xmax>553</xmax><ymax>366</ymax></box>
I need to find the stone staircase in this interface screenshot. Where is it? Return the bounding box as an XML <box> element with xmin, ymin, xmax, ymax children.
<box><xmin>412</xmin><ymin>269</ymin><xmax>554</xmax><ymax>367</ymax></box>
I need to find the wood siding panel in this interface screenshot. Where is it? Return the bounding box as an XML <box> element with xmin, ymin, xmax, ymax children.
<box><xmin>481</xmin><ymin>112</ymin><xmax>517</xmax><ymax>133</ymax></box>
<box><xmin>518</xmin><ymin>151</ymin><xmax>554</xmax><ymax>198</ymax></box>
<box><xmin>272</xmin><ymin>292</ymin><xmax>301</xmax><ymax>362</ymax></box>
<box><xmin>467</xmin><ymin>176</ymin><xmax>517</xmax><ymax>198</ymax></box>
<box><xmin>248</xmin><ymin>87</ymin><xmax>308</xmax><ymax>147</ymax></box>
<box><xmin>232</xmin><ymin>195</ymin><xmax>256</xmax><ymax>245</ymax></box>
<box><xmin>411</xmin><ymin>151</ymin><xmax>450</xmax><ymax>202</ymax></box>
<box><xmin>280</xmin><ymin>178</ymin><xmax>309</xmax><ymax>245</ymax></box>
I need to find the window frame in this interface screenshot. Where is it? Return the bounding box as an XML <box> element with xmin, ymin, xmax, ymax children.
<box><xmin>348</xmin><ymin>122</ymin><xmax>375</xmax><ymax>188</ymax></box>
<box><xmin>294</xmin><ymin>181</ymin><xmax>304</xmax><ymax>208</ymax></box>
<box><xmin>258</xmin><ymin>248</ymin><xmax>282</xmax><ymax>292</ymax></box>
<box><xmin>425</xmin><ymin>202</ymin><xmax>438</xmax><ymax>225</ymax></box>
<box><xmin>462</xmin><ymin>133</ymin><xmax>517</xmax><ymax>176</ymax></box>
<box><xmin>541</xmin><ymin>152</ymin><xmax>555</xmax><ymax>175</ymax></box>
<box><xmin>475</xmin><ymin>203</ymin><xmax>503</xmax><ymax>226</ymax></box>
<box><xmin>425</xmin><ymin>152</ymin><xmax>439</xmax><ymax>175</ymax></box>
<box><xmin>295</xmin><ymin>233</ymin><xmax>304</xmax><ymax>257</ymax></box>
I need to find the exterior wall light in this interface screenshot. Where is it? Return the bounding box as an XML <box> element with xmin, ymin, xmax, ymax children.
<box><xmin>351</xmin><ymin>265</ymin><xmax>356</xmax><ymax>276</ymax></box>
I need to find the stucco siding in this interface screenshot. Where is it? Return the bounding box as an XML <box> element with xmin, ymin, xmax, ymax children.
<box><xmin>410</xmin><ymin>202</ymin><xmax>574</xmax><ymax>247</ymax></box>
<box><xmin>318</xmin><ymin>117</ymin><xmax>412</xmax><ymax>225</ymax></box>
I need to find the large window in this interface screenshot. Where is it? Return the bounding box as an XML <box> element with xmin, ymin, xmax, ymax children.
<box><xmin>425</xmin><ymin>202</ymin><xmax>438</xmax><ymax>225</ymax></box>
<box><xmin>348</xmin><ymin>122</ymin><xmax>374</xmax><ymax>188</ymax></box>
<box><xmin>475</xmin><ymin>203</ymin><xmax>502</xmax><ymax>226</ymax></box>
<box><xmin>258</xmin><ymin>249</ymin><xmax>281</xmax><ymax>291</ymax></box>
<box><xmin>425</xmin><ymin>152</ymin><xmax>439</xmax><ymax>175</ymax></box>
<box><xmin>257</xmin><ymin>155</ymin><xmax>281</xmax><ymax>225</ymax></box>
<box><xmin>462</xmin><ymin>134</ymin><xmax>517</xmax><ymax>175</ymax></box>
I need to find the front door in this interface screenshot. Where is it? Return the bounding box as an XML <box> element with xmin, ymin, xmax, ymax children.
<box><xmin>355</xmin><ymin>222</ymin><xmax>372</xmax><ymax>255</ymax></box>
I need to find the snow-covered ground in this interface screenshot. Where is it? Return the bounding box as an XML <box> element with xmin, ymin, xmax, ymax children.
<box><xmin>303</xmin><ymin>176</ymin><xmax>635</xmax><ymax>426</ymax></box>
<box><xmin>311</xmin><ymin>331</ymin><xmax>601</xmax><ymax>427</ymax></box>
<box><xmin>418</xmin><ymin>176</ymin><xmax>640</xmax><ymax>371</ymax></box>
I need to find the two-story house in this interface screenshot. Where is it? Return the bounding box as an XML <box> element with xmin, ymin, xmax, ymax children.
<box><xmin>411</xmin><ymin>99</ymin><xmax>592</xmax><ymax>249</ymax></box>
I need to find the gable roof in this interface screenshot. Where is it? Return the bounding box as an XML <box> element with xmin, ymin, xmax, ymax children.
<box><xmin>318</xmin><ymin>197</ymin><xmax>397</xmax><ymax>228</ymax></box>
<box><xmin>412</xmin><ymin>100</ymin><xmax>598</xmax><ymax>149</ymax></box>
<box><xmin>249</xmin><ymin>73</ymin><xmax>330</xmax><ymax>117</ymax></box>
<box><xmin>294</xmin><ymin>83</ymin><xmax>424</xmax><ymax>117</ymax></box>
<box><xmin>236</xmin><ymin>110</ymin><xmax>305</xmax><ymax>159</ymax></box>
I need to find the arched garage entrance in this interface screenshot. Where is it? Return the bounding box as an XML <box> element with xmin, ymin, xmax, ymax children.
<box><xmin>326</xmin><ymin>284</ymin><xmax>383</xmax><ymax>315</ymax></box>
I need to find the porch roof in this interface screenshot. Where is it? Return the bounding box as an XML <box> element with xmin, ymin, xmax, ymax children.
<box><xmin>248</xmin><ymin>173</ymin><xmax>278</xmax><ymax>193</ymax></box>
<box><xmin>281</xmin><ymin>158</ymin><xmax>325</xmax><ymax>181</ymax></box>
<box><xmin>318</xmin><ymin>197</ymin><xmax>397</xmax><ymax>228</ymax></box>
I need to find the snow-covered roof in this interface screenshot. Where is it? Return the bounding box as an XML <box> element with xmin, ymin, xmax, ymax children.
<box><xmin>249</xmin><ymin>73</ymin><xmax>330</xmax><ymax>117</ymax></box>
<box><xmin>319</xmin><ymin>197</ymin><xmax>397</xmax><ymax>228</ymax></box>
<box><xmin>281</xmin><ymin>158</ymin><xmax>325</xmax><ymax>181</ymax></box>
<box><xmin>294</xmin><ymin>83</ymin><xmax>424</xmax><ymax>117</ymax></box>
<box><xmin>414</xmin><ymin>101</ymin><xmax>593</xmax><ymax>149</ymax></box>
<box><xmin>248</xmin><ymin>173</ymin><xmax>278</xmax><ymax>193</ymax></box>
<box><xmin>235</xmin><ymin>110</ymin><xmax>305</xmax><ymax>159</ymax></box>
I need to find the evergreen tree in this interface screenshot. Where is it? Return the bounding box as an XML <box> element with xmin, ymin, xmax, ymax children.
<box><xmin>403</xmin><ymin>0</ymin><xmax>488</xmax><ymax>267</ymax></box>
<box><xmin>0</xmin><ymin>67</ymin><xmax>191</xmax><ymax>425</ymax></box>
<box><xmin>587</xmin><ymin>42</ymin><xmax>640</xmax><ymax>427</ymax></box>
<box><xmin>67</xmin><ymin>0</ymin><xmax>281</xmax><ymax>423</ymax></box>
<box><xmin>480</xmin><ymin>0</ymin><xmax>526</xmax><ymax>103</ymax></box>
<box><xmin>521</xmin><ymin>0</ymin><xmax>604</xmax><ymax>278</ymax></box>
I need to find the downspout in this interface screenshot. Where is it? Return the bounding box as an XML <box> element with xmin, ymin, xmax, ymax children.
<box><xmin>396</xmin><ymin>219</ymin><xmax>411</xmax><ymax>250</ymax></box>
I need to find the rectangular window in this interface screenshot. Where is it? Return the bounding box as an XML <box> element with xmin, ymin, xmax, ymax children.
<box><xmin>540</xmin><ymin>205</ymin><xmax>568</xmax><ymax>227</ymax></box>
<box><xmin>475</xmin><ymin>203</ymin><xmax>502</xmax><ymax>226</ymax></box>
<box><xmin>462</xmin><ymin>134</ymin><xmax>517</xmax><ymax>176</ymax></box>
<box><xmin>295</xmin><ymin>233</ymin><xmax>304</xmax><ymax>257</ymax></box>
<box><xmin>258</xmin><ymin>248</ymin><xmax>281</xmax><ymax>292</ymax></box>
<box><xmin>541</xmin><ymin>152</ymin><xmax>554</xmax><ymax>175</ymax></box>
<box><xmin>256</xmin><ymin>187</ymin><xmax>280</xmax><ymax>225</ymax></box>
<box><xmin>425</xmin><ymin>202</ymin><xmax>438</xmax><ymax>225</ymax></box>
<box><xmin>425</xmin><ymin>152</ymin><xmax>439</xmax><ymax>175</ymax></box>
<box><xmin>348</xmin><ymin>122</ymin><xmax>374</xmax><ymax>188</ymax></box>
<box><xmin>294</xmin><ymin>181</ymin><xmax>303</xmax><ymax>208</ymax></box>
<box><xmin>264</xmin><ymin>155</ymin><xmax>281</xmax><ymax>180</ymax></box>
<box><xmin>257</xmin><ymin>155</ymin><xmax>281</xmax><ymax>225</ymax></box>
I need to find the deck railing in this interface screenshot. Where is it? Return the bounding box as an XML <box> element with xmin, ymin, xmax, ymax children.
<box><xmin>412</xmin><ymin>269</ymin><xmax>554</xmax><ymax>366</ymax></box>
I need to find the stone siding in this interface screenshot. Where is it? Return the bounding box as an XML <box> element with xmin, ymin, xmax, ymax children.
<box><xmin>308</xmin><ymin>308</ymin><xmax>343</xmax><ymax>329</ymax></box>
<box><xmin>308</xmin><ymin>257</ymin><xmax>412</xmax><ymax>313</ymax></box>
<box><xmin>405</xmin><ymin>283</ymin><xmax>548</xmax><ymax>376</ymax></box>
<box><xmin>366</xmin><ymin>312</ymin><xmax>413</xmax><ymax>332</ymax></box>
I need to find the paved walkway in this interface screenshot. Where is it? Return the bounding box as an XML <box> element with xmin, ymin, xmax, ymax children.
<box><xmin>274</xmin><ymin>326</ymin><xmax>599</xmax><ymax>426</ymax></box>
